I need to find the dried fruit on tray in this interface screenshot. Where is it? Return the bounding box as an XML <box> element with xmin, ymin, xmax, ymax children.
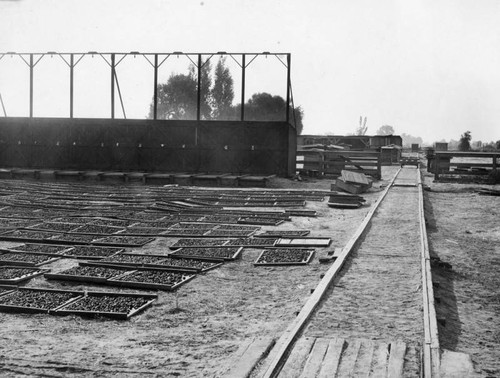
<box><xmin>254</xmin><ymin>248</ymin><xmax>315</xmax><ymax>265</ymax></box>
<box><xmin>6</xmin><ymin>243</ymin><xmax>72</xmax><ymax>255</ymax></box>
<box><xmin>0</xmin><ymin>267</ymin><xmax>45</xmax><ymax>282</ymax></box>
<box><xmin>170</xmin><ymin>247</ymin><xmax>242</xmax><ymax>260</ymax></box>
<box><xmin>111</xmin><ymin>270</ymin><xmax>194</xmax><ymax>286</ymax></box>
<box><xmin>54</xmin><ymin>265</ymin><xmax>129</xmax><ymax>279</ymax></box>
<box><xmin>0</xmin><ymin>289</ymin><xmax>80</xmax><ymax>311</ymax></box>
<box><xmin>92</xmin><ymin>236</ymin><xmax>154</xmax><ymax>247</ymax></box>
<box><xmin>70</xmin><ymin>224</ymin><xmax>124</xmax><ymax>235</ymax></box>
<box><xmin>170</xmin><ymin>238</ymin><xmax>230</xmax><ymax>249</ymax></box>
<box><xmin>225</xmin><ymin>238</ymin><xmax>277</xmax><ymax>247</ymax></box>
<box><xmin>57</xmin><ymin>294</ymin><xmax>150</xmax><ymax>314</ymax></box>
<box><xmin>0</xmin><ymin>252</ymin><xmax>59</xmax><ymax>266</ymax></box>
<box><xmin>62</xmin><ymin>246</ymin><xmax>124</xmax><ymax>259</ymax></box>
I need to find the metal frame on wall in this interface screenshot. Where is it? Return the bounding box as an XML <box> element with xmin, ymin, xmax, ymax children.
<box><xmin>0</xmin><ymin>51</ymin><xmax>293</xmax><ymax>123</ymax></box>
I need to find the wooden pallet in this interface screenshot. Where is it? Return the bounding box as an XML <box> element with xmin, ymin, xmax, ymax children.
<box><xmin>275</xmin><ymin>337</ymin><xmax>407</xmax><ymax>378</ymax></box>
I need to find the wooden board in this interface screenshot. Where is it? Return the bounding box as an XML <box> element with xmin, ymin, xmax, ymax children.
<box><xmin>276</xmin><ymin>238</ymin><xmax>331</xmax><ymax>247</ymax></box>
<box><xmin>341</xmin><ymin>170</ymin><xmax>371</xmax><ymax>185</ymax></box>
<box><xmin>222</xmin><ymin>337</ymin><xmax>275</xmax><ymax>378</ymax></box>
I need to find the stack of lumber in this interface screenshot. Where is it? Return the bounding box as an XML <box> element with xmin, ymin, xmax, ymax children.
<box><xmin>332</xmin><ymin>170</ymin><xmax>373</xmax><ymax>195</ymax></box>
<box><xmin>327</xmin><ymin>191</ymin><xmax>366</xmax><ymax>209</ymax></box>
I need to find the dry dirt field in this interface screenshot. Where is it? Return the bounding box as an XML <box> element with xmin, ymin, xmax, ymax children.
<box><xmin>423</xmin><ymin>169</ymin><xmax>500</xmax><ymax>377</ymax></box>
<box><xmin>0</xmin><ymin>175</ymin><xmax>385</xmax><ymax>377</ymax></box>
<box><xmin>0</xmin><ymin>166</ymin><xmax>498</xmax><ymax>377</ymax></box>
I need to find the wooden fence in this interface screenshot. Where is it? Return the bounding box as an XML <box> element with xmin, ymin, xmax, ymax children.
<box><xmin>430</xmin><ymin>151</ymin><xmax>500</xmax><ymax>180</ymax></box>
<box><xmin>296</xmin><ymin>150</ymin><xmax>382</xmax><ymax>179</ymax></box>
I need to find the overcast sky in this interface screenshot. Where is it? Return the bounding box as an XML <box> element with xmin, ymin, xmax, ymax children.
<box><xmin>1</xmin><ymin>0</ymin><xmax>499</xmax><ymax>144</ymax></box>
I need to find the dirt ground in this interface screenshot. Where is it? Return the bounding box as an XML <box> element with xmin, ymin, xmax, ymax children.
<box><xmin>423</xmin><ymin>168</ymin><xmax>500</xmax><ymax>377</ymax></box>
<box><xmin>0</xmin><ymin>165</ymin><xmax>498</xmax><ymax>377</ymax></box>
<box><xmin>0</xmin><ymin>176</ymin><xmax>385</xmax><ymax>377</ymax></box>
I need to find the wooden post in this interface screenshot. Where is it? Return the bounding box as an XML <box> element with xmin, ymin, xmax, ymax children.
<box><xmin>241</xmin><ymin>54</ymin><xmax>246</xmax><ymax>121</ymax></box>
<box><xmin>111</xmin><ymin>53</ymin><xmax>115</xmax><ymax>119</ymax></box>
<box><xmin>29</xmin><ymin>54</ymin><xmax>34</xmax><ymax>117</ymax></box>
<box><xmin>69</xmin><ymin>54</ymin><xmax>74</xmax><ymax>118</ymax></box>
<box><xmin>197</xmin><ymin>54</ymin><xmax>202</xmax><ymax>121</ymax></box>
<box><xmin>377</xmin><ymin>151</ymin><xmax>382</xmax><ymax>179</ymax></box>
<box><xmin>153</xmin><ymin>54</ymin><xmax>158</xmax><ymax>120</ymax></box>
<box><xmin>434</xmin><ymin>155</ymin><xmax>440</xmax><ymax>181</ymax></box>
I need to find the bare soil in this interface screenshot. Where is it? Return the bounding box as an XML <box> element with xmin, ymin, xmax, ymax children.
<box><xmin>0</xmin><ymin>176</ymin><xmax>383</xmax><ymax>377</ymax></box>
<box><xmin>423</xmin><ymin>168</ymin><xmax>500</xmax><ymax>377</ymax></box>
<box><xmin>0</xmin><ymin>166</ymin><xmax>497</xmax><ymax>377</ymax></box>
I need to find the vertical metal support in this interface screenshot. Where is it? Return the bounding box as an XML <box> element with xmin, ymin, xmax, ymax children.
<box><xmin>29</xmin><ymin>54</ymin><xmax>34</xmax><ymax>118</ymax></box>
<box><xmin>153</xmin><ymin>54</ymin><xmax>158</xmax><ymax>120</ymax></box>
<box><xmin>197</xmin><ymin>54</ymin><xmax>202</xmax><ymax>121</ymax></box>
<box><xmin>285</xmin><ymin>53</ymin><xmax>291</xmax><ymax>123</ymax></box>
<box><xmin>241</xmin><ymin>54</ymin><xmax>246</xmax><ymax>121</ymax></box>
<box><xmin>70</xmin><ymin>54</ymin><xmax>74</xmax><ymax>118</ymax></box>
<box><xmin>111</xmin><ymin>53</ymin><xmax>115</xmax><ymax>119</ymax></box>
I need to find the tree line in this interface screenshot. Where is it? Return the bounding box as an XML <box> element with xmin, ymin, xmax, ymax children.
<box><xmin>147</xmin><ymin>56</ymin><xmax>304</xmax><ymax>134</ymax></box>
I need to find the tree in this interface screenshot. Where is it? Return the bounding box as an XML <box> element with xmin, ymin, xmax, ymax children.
<box><xmin>210</xmin><ymin>57</ymin><xmax>235</xmax><ymax>120</ymax></box>
<box><xmin>355</xmin><ymin>116</ymin><xmax>368</xmax><ymax>135</ymax></box>
<box><xmin>148</xmin><ymin>73</ymin><xmax>197</xmax><ymax>120</ymax></box>
<box><xmin>376</xmin><ymin>125</ymin><xmax>395</xmax><ymax>135</ymax></box>
<box><xmin>148</xmin><ymin>59</ymin><xmax>212</xmax><ymax>120</ymax></box>
<box><xmin>496</xmin><ymin>140</ymin><xmax>500</xmax><ymax>150</ymax></box>
<box><xmin>458</xmin><ymin>131</ymin><xmax>472</xmax><ymax>151</ymax></box>
<box><xmin>240</xmin><ymin>92</ymin><xmax>304</xmax><ymax>134</ymax></box>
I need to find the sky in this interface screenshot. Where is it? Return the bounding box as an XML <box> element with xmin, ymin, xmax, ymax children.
<box><xmin>1</xmin><ymin>0</ymin><xmax>500</xmax><ymax>144</ymax></box>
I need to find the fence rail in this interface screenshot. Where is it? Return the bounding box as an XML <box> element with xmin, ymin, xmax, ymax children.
<box><xmin>430</xmin><ymin>151</ymin><xmax>499</xmax><ymax>180</ymax></box>
<box><xmin>297</xmin><ymin>150</ymin><xmax>382</xmax><ymax>179</ymax></box>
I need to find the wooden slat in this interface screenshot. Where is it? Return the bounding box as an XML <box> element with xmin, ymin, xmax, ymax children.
<box><xmin>278</xmin><ymin>337</ymin><xmax>315</xmax><ymax>378</ymax></box>
<box><xmin>387</xmin><ymin>341</ymin><xmax>406</xmax><ymax>378</ymax></box>
<box><xmin>337</xmin><ymin>339</ymin><xmax>362</xmax><ymax>376</ymax></box>
<box><xmin>316</xmin><ymin>338</ymin><xmax>345</xmax><ymax>378</ymax></box>
<box><xmin>223</xmin><ymin>337</ymin><xmax>275</xmax><ymax>378</ymax></box>
<box><xmin>298</xmin><ymin>338</ymin><xmax>330</xmax><ymax>378</ymax></box>
<box><xmin>371</xmin><ymin>343</ymin><xmax>389</xmax><ymax>378</ymax></box>
<box><xmin>353</xmin><ymin>340</ymin><xmax>375</xmax><ymax>378</ymax></box>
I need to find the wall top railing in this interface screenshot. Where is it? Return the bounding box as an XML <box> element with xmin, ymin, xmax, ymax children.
<box><xmin>0</xmin><ymin>51</ymin><xmax>293</xmax><ymax>123</ymax></box>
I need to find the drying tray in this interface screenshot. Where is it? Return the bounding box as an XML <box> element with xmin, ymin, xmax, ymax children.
<box><xmin>0</xmin><ymin>266</ymin><xmax>48</xmax><ymax>284</ymax></box>
<box><xmin>1</xmin><ymin>243</ymin><xmax>74</xmax><ymax>256</ymax></box>
<box><xmin>44</xmin><ymin>265</ymin><xmax>134</xmax><ymax>284</ymax></box>
<box><xmin>91</xmin><ymin>236</ymin><xmax>155</xmax><ymax>247</ymax></box>
<box><xmin>169</xmin><ymin>238</ymin><xmax>231</xmax><ymax>249</ymax></box>
<box><xmin>107</xmin><ymin>268</ymin><xmax>196</xmax><ymax>291</ymax></box>
<box><xmin>61</xmin><ymin>245</ymin><xmax>125</xmax><ymax>260</ymax></box>
<box><xmin>254</xmin><ymin>248</ymin><xmax>315</xmax><ymax>266</ymax></box>
<box><xmin>52</xmin><ymin>291</ymin><xmax>157</xmax><ymax>320</ymax></box>
<box><xmin>169</xmin><ymin>247</ymin><xmax>243</xmax><ymax>261</ymax></box>
<box><xmin>0</xmin><ymin>229</ymin><xmax>63</xmax><ymax>244</ymax></box>
<box><xmin>275</xmin><ymin>237</ymin><xmax>332</xmax><ymax>248</ymax></box>
<box><xmin>82</xmin><ymin>255</ymin><xmax>222</xmax><ymax>273</ymax></box>
<box><xmin>0</xmin><ymin>287</ymin><xmax>83</xmax><ymax>314</ymax></box>
<box><xmin>0</xmin><ymin>251</ymin><xmax>62</xmax><ymax>267</ymax></box>
<box><xmin>80</xmin><ymin>255</ymin><xmax>201</xmax><ymax>273</ymax></box>
<box><xmin>255</xmin><ymin>230</ymin><xmax>310</xmax><ymax>238</ymax></box>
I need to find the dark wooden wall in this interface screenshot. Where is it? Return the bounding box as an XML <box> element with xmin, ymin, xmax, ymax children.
<box><xmin>0</xmin><ymin>118</ymin><xmax>297</xmax><ymax>176</ymax></box>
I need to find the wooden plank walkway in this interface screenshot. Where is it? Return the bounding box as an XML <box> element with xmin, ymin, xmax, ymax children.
<box><xmin>275</xmin><ymin>337</ymin><xmax>406</xmax><ymax>378</ymax></box>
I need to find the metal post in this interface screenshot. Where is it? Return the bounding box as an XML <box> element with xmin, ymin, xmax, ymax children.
<box><xmin>241</xmin><ymin>54</ymin><xmax>246</xmax><ymax>121</ymax></box>
<box><xmin>153</xmin><ymin>54</ymin><xmax>158</xmax><ymax>120</ymax></box>
<box><xmin>111</xmin><ymin>53</ymin><xmax>115</xmax><ymax>119</ymax></box>
<box><xmin>286</xmin><ymin>53</ymin><xmax>291</xmax><ymax>123</ymax></box>
<box><xmin>70</xmin><ymin>54</ymin><xmax>74</xmax><ymax>118</ymax></box>
<box><xmin>29</xmin><ymin>54</ymin><xmax>34</xmax><ymax>118</ymax></box>
<box><xmin>197</xmin><ymin>54</ymin><xmax>202</xmax><ymax>121</ymax></box>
